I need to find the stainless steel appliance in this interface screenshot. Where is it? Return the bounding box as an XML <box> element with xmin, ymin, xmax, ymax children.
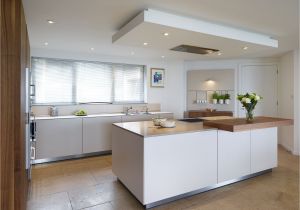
<box><xmin>25</xmin><ymin>68</ymin><xmax>36</xmax><ymax>180</ymax></box>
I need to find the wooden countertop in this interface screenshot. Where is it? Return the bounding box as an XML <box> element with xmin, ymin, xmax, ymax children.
<box><xmin>203</xmin><ymin>116</ymin><xmax>293</xmax><ymax>132</ymax></box>
<box><xmin>113</xmin><ymin>121</ymin><xmax>217</xmax><ymax>137</ymax></box>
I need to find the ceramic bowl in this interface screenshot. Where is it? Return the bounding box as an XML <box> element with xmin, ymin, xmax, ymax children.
<box><xmin>160</xmin><ymin>120</ymin><xmax>176</xmax><ymax>128</ymax></box>
<box><xmin>152</xmin><ymin>118</ymin><xmax>167</xmax><ymax>126</ymax></box>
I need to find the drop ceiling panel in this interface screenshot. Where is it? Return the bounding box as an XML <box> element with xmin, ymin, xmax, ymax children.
<box><xmin>113</xmin><ymin>21</ymin><xmax>275</xmax><ymax>59</ymax></box>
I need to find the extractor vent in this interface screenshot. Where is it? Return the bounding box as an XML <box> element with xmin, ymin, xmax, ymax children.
<box><xmin>170</xmin><ymin>45</ymin><xmax>219</xmax><ymax>55</ymax></box>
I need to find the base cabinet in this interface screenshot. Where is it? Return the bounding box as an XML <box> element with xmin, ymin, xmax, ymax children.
<box><xmin>251</xmin><ymin>127</ymin><xmax>277</xmax><ymax>173</ymax></box>
<box><xmin>218</xmin><ymin>130</ymin><xmax>251</xmax><ymax>182</ymax></box>
<box><xmin>83</xmin><ymin>116</ymin><xmax>122</xmax><ymax>153</ymax></box>
<box><xmin>144</xmin><ymin>131</ymin><xmax>218</xmax><ymax>204</ymax></box>
<box><xmin>36</xmin><ymin>118</ymin><xmax>82</xmax><ymax>159</ymax></box>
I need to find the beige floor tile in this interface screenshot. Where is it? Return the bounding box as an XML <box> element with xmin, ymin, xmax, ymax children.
<box><xmin>27</xmin><ymin>192</ymin><xmax>72</xmax><ymax>210</ymax></box>
<box><xmin>68</xmin><ymin>185</ymin><xmax>106</xmax><ymax>210</ymax></box>
<box><xmin>110</xmin><ymin>196</ymin><xmax>144</xmax><ymax>210</ymax></box>
<box><xmin>28</xmin><ymin>148</ymin><xmax>299</xmax><ymax>210</ymax></box>
<box><xmin>83</xmin><ymin>202</ymin><xmax>114</xmax><ymax>210</ymax></box>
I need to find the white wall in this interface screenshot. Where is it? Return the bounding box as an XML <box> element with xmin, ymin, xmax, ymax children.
<box><xmin>31</xmin><ymin>48</ymin><xmax>186</xmax><ymax>118</ymax></box>
<box><xmin>184</xmin><ymin>58</ymin><xmax>279</xmax><ymax>117</ymax></box>
<box><xmin>278</xmin><ymin>52</ymin><xmax>294</xmax><ymax>152</ymax></box>
<box><xmin>186</xmin><ymin>69</ymin><xmax>235</xmax><ymax>111</ymax></box>
<box><xmin>293</xmin><ymin>49</ymin><xmax>300</xmax><ymax>155</ymax></box>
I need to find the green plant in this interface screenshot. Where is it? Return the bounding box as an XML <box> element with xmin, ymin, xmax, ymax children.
<box><xmin>224</xmin><ymin>93</ymin><xmax>231</xmax><ymax>100</ymax></box>
<box><xmin>212</xmin><ymin>92</ymin><xmax>218</xmax><ymax>100</ymax></box>
<box><xmin>237</xmin><ymin>93</ymin><xmax>263</xmax><ymax>121</ymax></box>
<box><xmin>218</xmin><ymin>94</ymin><xmax>225</xmax><ymax>100</ymax></box>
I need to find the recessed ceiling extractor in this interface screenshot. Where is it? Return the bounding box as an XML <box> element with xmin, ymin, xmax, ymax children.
<box><xmin>170</xmin><ymin>45</ymin><xmax>219</xmax><ymax>55</ymax></box>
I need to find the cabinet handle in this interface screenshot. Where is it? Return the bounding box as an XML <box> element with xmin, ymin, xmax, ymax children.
<box><xmin>30</xmin><ymin>146</ymin><xmax>36</xmax><ymax>160</ymax></box>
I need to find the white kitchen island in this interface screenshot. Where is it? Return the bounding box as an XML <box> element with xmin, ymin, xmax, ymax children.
<box><xmin>112</xmin><ymin>117</ymin><xmax>292</xmax><ymax>208</ymax></box>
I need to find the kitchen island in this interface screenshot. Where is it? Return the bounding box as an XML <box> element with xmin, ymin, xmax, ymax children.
<box><xmin>112</xmin><ymin>117</ymin><xmax>293</xmax><ymax>208</ymax></box>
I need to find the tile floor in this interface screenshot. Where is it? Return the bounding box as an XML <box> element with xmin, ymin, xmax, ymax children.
<box><xmin>27</xmin><ymin>146</ymin><xmax>299</xmax><ymax>210</ymax></box>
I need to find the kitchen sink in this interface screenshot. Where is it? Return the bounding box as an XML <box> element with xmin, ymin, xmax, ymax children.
<box><xmin>178</xmin><ymin>118</ymin><xmax>204</xmax><ymax>123</ymax></box>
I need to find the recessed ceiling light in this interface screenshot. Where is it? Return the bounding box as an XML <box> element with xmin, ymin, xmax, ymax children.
<box><xmin>44</xmin><ymin>42</ymin><xmax>48</xmax><ymax>46</ymax></box>
<box><xmin>131</xmin><ymin>52</ymin><xmax>135</xmax><ymax>55</ymax></box>
<box><xmin>217</xmin><ymin>52</ymin><xmax>222</xmax><ymax>56</ymax></box>
<box><xmin>161</xmin><ymin>55</ymin><xmax>165</xmax><ymax>58</ymax></box>
<box><xmin>47</xmin><ymin>20</ymin><xmax>55</xmax><ymax>24</ymax></box>
<box><xmin>90</xmin><ymin>47</ymin><xmax>94</xmax><ymax>51</ymax></box>
<box><xmin>143</xmin><ymin>42</ymin><xmax>148</xmax><ymax>46</ymax></box>
<box><xmin>243</xmin><ymin>46</ymin><xmax>249</xmax><ymax>50</ymax></box>
<box><xmin>163</xmin><ymin>32</ymin><xmax>169</xmax><ymax>36</ymax></box>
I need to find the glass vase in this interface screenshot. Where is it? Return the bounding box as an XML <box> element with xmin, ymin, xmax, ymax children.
<box><xmin>246</xmin><ymin>110</ymin><xmax>254</xmax><ymax>122</ymax></box>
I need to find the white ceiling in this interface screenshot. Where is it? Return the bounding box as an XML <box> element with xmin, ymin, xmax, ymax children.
<box><xmin>23</xmin><ymin>0</ymin><xmax>299</xmax><ymax>60</ymax></box>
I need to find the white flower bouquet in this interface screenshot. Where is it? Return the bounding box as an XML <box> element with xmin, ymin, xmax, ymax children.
<box><xmin>237</xmin><ymin>93</ymin><xmax>263</xmax><ymax>122</ymax></box>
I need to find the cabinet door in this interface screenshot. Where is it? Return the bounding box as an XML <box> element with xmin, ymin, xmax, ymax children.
<box><xmin>83</xmin><ymin>116</ymin><xmax>122</xmax><ymax>153</ymax></box>
<box><xmin>218</xmin><ymin>130</ymin><xmax>251</xmax><ymax>182</ymax></box>
<box><xmin>36</xmin><ymin>118</ymin><xmax>82</xmax><ymax>159</ymax></box>
<box><xmin>144</xmin><ymin>131</ymin><xmax>218</xmax><ymax>204</ymax></box>
<box><xmin>251</xmin><ymin>127</ymin><xmax>277</xmax><ymax>173</ymax></box>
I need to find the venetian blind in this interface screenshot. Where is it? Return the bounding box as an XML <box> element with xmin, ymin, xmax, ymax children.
<box><xmin>31</xmin><ymin>57</ymin><xmax>145</xmax><ymax>104</ymax></box>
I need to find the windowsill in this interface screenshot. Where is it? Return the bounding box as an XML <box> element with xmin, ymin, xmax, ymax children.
<box><xmin>32</xmin><ymin>102</ymin><xmax>148</xmax><ymax>106</ymax></box>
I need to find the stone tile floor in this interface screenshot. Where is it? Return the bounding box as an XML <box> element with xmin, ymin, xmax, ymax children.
<box><xmin>27</xmin><ymin>146</ymin><xmax>299</xmax><ymax>210</ymax></box>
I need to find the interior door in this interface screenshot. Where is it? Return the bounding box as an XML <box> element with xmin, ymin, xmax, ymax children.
<box><xmin>239</xmin><ymin>65</ymin><xmax>278</xmax><ymax>117</ymax></box>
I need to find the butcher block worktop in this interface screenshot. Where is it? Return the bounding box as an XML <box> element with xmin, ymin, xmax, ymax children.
<box><xmin>203</xmin><ymin>116</ymin><xmax>293</xmax><ymax>132</ymax></box>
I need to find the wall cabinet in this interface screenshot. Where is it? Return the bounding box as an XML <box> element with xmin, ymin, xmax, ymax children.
<box><xmin>83</xmin><ymin>116</ymin><xmax>122</xmax><ymax>153</ymax></box>
<box><xmin>36</xmin><ymin>118</ymin><xmax>82</xmax><ymax>159</ymax></box>
<box><xmin>218</xmin><ymin>130</ymin><xmax>251</xmax><ymax>182</ymax></box>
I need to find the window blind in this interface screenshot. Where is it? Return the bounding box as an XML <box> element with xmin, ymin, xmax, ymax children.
<box><xmin>113</xmin><ymin>64</ymin><xmax>145</xmax><ymax>102</ymax></box>
<box><xmin>32</xmin><ymin>58</ymin><xmax>74</xmax><ymax>104</ymax></box>
<box><xmin>31</xmin><ymin>57</ymin><xmax>146</xmax><ymax>104</ymax></box>
<box><xmin>75</xmin><ymin>62</ymin><xmax>113</xmax><ymax>103</ymax></box>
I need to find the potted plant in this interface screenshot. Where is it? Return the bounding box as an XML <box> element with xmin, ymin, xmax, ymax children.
<box><xmin>237</xmin><ymin>93</ymin><xmax>263</xmax><ymax>122</ymax></box>
<box><xmin>224</xmin><ymin>93</ymin><xmax>231</xmax><ymax>104</ymax></box>
<box><xmin>218</xmin><ymin>94</ymin><xmax>225</xmax><ymax>104</ymax></box>
<box><xmin>212</xmin><ymin>92</ymin><xmax>218</xmax><ymax>104</ymax></box>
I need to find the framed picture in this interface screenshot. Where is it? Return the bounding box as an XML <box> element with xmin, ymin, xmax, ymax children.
<box><xmin>151</xmin><ymin>68</ymin><xmax>165</xmax><ymax>87</ymax></box>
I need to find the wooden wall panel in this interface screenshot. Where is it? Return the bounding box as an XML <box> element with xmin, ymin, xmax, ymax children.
<box><xmin>0</xmin><ymin>0</ymin><xmax>29</xmax><ymax>209</ymax></box>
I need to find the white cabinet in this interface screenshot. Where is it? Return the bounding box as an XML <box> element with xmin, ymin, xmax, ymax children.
<box><xmin>36</xmin><ymin>118</ymin><xmax>82</xmax><ymax>159</ymax></box>
<box><xmin>83</xmin><ymin>116</ymin><xmax>122</xmax><ymax>153</ymax></box>
<box><xmin>251</xmin><ymin>127</ymin><xmax>277</xmax><ymax>173</ymax></box>
<box><xmin>144</xmin><ymin>131</ymin><xmax>218</xmax><ymax>203</ymax></box>
<box><xmin>217</xmin><ymin>130</ymin><xmax>251</xmax><ymax>182</ymax></box>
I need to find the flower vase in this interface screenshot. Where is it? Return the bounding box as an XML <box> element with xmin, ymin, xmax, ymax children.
<box><xmin>246</xmin><ymin>110</ymin><xmax>254</xmax><ymax>122</ymax></box>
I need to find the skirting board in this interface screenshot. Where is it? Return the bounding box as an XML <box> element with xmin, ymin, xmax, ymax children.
<box><xmin>32</xmin><ymin>150</ymin><xmax>112</xmax><ymax>164</ymax></box>
<box><xmin>118</xmin><ymin>169</ymin><xmax>272</xmax><ymax>209</ymax></box>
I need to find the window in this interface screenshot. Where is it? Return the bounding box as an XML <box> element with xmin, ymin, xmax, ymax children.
<box><xmin>31</xmin><ymin>57</ymin><xmax>146</xmax><ymax>104</ymax></box>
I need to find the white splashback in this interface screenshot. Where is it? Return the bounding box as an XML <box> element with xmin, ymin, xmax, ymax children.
<box><xmin>32</xmin><ymin>103</ymin><xmax>161</xmax><ymax>116</ymax></box>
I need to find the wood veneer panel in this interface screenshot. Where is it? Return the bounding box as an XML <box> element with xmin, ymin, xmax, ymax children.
<box><xmin>0</xmin><ymin>0</ymin><xmax>28</xmax><ymax>209</ymax></box>
<box><xmin>203</xmin><ymin>116</ymin><xmax>293</xmax><ymax>132</ymax></box>
<box><xmin>188</xmin><ymin>110</ymin><xmax>233</xmax><ymax>118</ymax></box>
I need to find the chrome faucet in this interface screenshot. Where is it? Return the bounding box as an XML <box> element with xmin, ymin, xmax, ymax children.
<box><xmin>144</xmin><ymin>106</ymin><xmax>149</xmax><ymax>114</ymax></box>
<box><xmin>125</xmin><ymin>106</ymin><xmax>133</xmax><ymax>115</ymax></box>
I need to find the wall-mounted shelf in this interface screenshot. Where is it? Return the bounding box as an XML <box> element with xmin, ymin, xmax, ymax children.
<box><xmin>188</xmin><ymin>89</ymin><xmax>234</xmax><ymax>105</ymax></box>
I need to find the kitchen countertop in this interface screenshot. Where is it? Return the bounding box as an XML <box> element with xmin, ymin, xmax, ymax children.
<box><xmin>33</xmin><ymin>112</ymin><xmax>173</xmax><ymax>120</ymax></box>
<box><xmin>113</xmin><ymin>121</ymin><xmax>217</xmax><ymax>137</ymax></box>
<box><xmin>203</xmin><ymin>116</ymin><xmax>293</xmax><ymax>132</ymax></box>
